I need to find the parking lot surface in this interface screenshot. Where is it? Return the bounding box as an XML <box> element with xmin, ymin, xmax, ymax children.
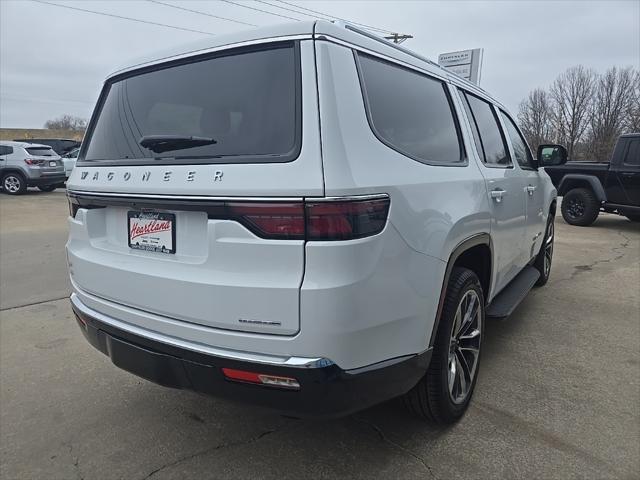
<box><xmin>1</xmin><ymin>191</ymin><xmax>639</xmax><ymax>479</ymax></box>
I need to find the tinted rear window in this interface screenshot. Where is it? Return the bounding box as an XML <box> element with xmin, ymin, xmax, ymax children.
<box><xmin>356</xmin><ymin>53</ymin><xmax>463</xmax><ymax>165</ymax></box>
<box><xmin>26</xmin><ymin>147</ymin><xmax>56</xmax><ymax>156</ymax></box>
<box><xmin>81</xmin><ymin>42</ymin><xmax>300</xmax><ymax>165</ymax></box>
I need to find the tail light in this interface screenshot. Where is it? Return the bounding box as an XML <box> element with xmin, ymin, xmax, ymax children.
<box><xmin>66</xmin><ymin>193</ymin><xmax>390</xmax><ymax>240</ymax></box>
<box><xmin>24</xmin><ymin>159</ymin><xmax>45</xmax><ymax>166</ymax></box>
<box><xmin>306</xmin><ymin>197</ymin><xmax>390</xmax><ymax>240</ymax></box>
<box><xmin>227</xmin><ymin>196</ymin><xmax>390</xmax><ymax>241</ymax></box>
<box><xmin>227</xmin><ymin>202</ymin><xmax>305</xmax><ymax>240</ymax></box>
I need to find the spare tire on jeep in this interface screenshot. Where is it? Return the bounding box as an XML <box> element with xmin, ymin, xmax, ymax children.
<box><xmin>561</xmin><ymin>188</ymin><xmax>600</xmax><ymax>226</ymax></box>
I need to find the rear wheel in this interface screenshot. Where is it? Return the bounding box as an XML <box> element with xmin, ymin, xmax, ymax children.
<box><xmin>403</xmin><ymin>267</ymin><xmax>483</xmax><ymax>424</ymax></box>
<box><xmin>2</xmin><ymin>173</ymin><xmax>27</xmax><ymax>195</ymax></box>
<box><xmin>37</xmin><ymin>185</ymin><xmax>57</xmax><ymax>192</ymax></box>
<box><xmin>561</xmin><ymin>188</ymin><xmax>599</xmax><ymax>226</ymax></box>
<box><xmin>534</xmin><ymin>216</ymin><xmax>554</xmax><ymax>286</ymax></box>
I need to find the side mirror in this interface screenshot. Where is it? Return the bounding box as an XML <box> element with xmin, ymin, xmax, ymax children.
<box><xmin>537</xmin><ymin>144</ymin><xmax>568</xmax><ymax>167</ymax></box>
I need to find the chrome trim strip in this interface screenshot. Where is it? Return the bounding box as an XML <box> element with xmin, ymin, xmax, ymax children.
<box><xmin>306</xmin><ymin>193</ymin><xmax>390</xmax><ymax>202</ymax></box>
<box><xmin>107</xmin><ymin>34</ymin><xmax>313</xmax><ymax>80</ymax></box>
<box><xmin>314</xmin><ymin>34</ymin><xmax>502</xmax><ymax>109</ymax></box>
<box><xmin>70</xmin><ymin>293</ymin><xmax>334</xmax><ymax>368</ymax></box>
<box><xmin>67</xmin><ymin>190</ymin><xmax>389</xmax><ymax>203</ymax></box>
<box><xmin>67</xmin><ymin>190</ymin><xmax>303</xmax><ymax>202</ymax></box>
<box><xmin>314</xmin><ymin>34</ymin><xmax>448</xmax><ymax>83</ymax></box>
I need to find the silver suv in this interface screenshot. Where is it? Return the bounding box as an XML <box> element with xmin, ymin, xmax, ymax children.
<box><xmin>0</xmin><ymin>141</ymin><xmax>66</xmax><ymax>194</ymax></box>
<box><xmin>67</xmin><ymin>21</ymin><xmax>565</xmax><ymax>422</ymax></box>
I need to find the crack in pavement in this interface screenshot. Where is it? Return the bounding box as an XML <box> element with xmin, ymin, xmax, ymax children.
<box><xmin>63</xmin><ymin>442</ymin><xmax>83</xmax><ymax>480</ymax></box>
<box><xmin>140</xmin><ymin>422</ymin><xmax>290</xmax><ymax>480</ymax></box>
<box><xmin>352</xmin><ymin>416</ymin><xmax>439</xmax><ymax>480</ymax></box>
<box><xmin>552</xmin><ymin>229</ymin><xmax>634</xmax><ymax>285</ymax></box>
<box><xmin>0</xmin><ymin>295</ymin><xmax>69</xmax><ymax>312</ymax></box>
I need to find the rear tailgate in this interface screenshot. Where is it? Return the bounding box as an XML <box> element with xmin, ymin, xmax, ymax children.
<box><xmin>67</xmin><ymin>39</ymin><xmax>322</xmax><ymax>336</ymax></box>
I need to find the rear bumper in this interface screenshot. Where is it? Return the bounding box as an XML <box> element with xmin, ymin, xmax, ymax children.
<box><xmin>70</xmin><ymin>296</ymin><xmax>431</xmax><ymax>418</ymax></box>
<box><xmin>27</xmin><ymin>175</ymin><xmax>66</xmax><ymax>187</ymax></box>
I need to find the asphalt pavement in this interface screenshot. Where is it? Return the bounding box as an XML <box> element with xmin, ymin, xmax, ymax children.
<box><xmin>1</xmin><ymin>191</ymin><xmax>639</xmax><ymax>479</ymax></box>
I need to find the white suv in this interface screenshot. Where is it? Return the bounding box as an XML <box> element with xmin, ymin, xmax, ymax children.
<box><xmin>66</xmin><ymin>21</ymin><xmax>562</xmax><ymax>422</ymax></box>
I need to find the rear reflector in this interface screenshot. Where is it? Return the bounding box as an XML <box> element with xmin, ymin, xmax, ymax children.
<box><xmin>221</xmin><ymin>368</ymin><xmax>300</xmax><ymax>390</ymax></box>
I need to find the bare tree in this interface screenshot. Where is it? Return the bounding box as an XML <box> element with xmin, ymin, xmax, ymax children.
<box><xmin>549</xmin><ymin>65</ymin><xmax>596</xmax><ymax>159</ymax></box>
<box><xmin>624</xmin><ymin>70</ymin><xmax>640</xmax><ymax>133</ymax></box>
<box><xmin>588</xmin><ymin>67</ymin><xmax>636</xmax><ymax>159</ymax></box>
<box><xmin>44</xmin><ymin>114</ymin><xmax>87</xmax><ymax>132</ymax></box>
<box><xmin>518</xmin><ymin>88</ymin><xmax>552</xmax><ymax>152</ymax></box>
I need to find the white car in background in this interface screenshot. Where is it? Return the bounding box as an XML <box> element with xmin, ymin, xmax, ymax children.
<box><xmin>61</xmin><ymin>147</ymin><xmax>79</xmax><ymax>179</ymax></box>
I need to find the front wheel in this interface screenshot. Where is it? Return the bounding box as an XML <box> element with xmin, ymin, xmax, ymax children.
<box><xmin>38</xmin><ymin>185</ymin><xmax>57</xmax><ymax>192</ymax></box>
<box><xmin>403</xmin><ymin>267</ymin><xmax>484</xmax><ymax>424</ymax></box>
<box><xmin>534</xmin><ymin>217</ymin><xmax>554</xmax><ymax>286</ymax></box>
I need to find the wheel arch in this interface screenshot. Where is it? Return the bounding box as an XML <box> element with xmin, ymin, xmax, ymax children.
<box><xmin>429</xmin><ymin>233</ymin><xmax>492</xmax><ymax>348</ymax></box>
<box><xmin>1</xmin><ymin>168</ymin><xmax>27</xmax><ymax>180</ymax></box>
<box><xmin>558</xmin><ymin>175</ymin><xmax>606</xmax><ymax>202</ymax></box>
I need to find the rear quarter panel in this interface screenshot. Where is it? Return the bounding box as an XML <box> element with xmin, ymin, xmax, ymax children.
<box><xmin>309</xmin><ymin>40</ymin><xmax>491</xmax><ymax>365</ymax></box>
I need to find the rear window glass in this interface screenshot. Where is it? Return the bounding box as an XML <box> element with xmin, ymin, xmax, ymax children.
<box><xmin>356</xmin><ymin>53</ymin><xmax>463</xmax><ymax>165</ymax></box>
<box><xmin>26</xmin><ymin>147</ymin><xmax>56</xmax><ymax>156</ymax></box>
<box><xmin>81</xmin><ymin>42</ymin><xmax>300</xmax><ymax>164</ymax></box>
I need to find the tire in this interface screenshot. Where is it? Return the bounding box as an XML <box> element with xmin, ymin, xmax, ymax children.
<box><xmin>534</xmin><ymin>216</ymin><xmax>554</xmax><ymax>286</ymax></box>
<box><xmin>561</xmin><ymin>188</ymin><xmax>600</xmax><ymax>226</ymax></box>
<box><xmin>2</xmin><ymin>172</ymin><xmax>27</xmax><ymax>195</ymax></box>
<box><xmin>403</xmin><ymin>267</ymin><xmax>484</xmax><ymax>424</ymax></box>
<box><xmin>624</xmin><ymin>213</ymin><xmax>640</xmax><ymax>222</ymax></box>
<box><xmin>37</xmin><ymin>185</ymin><xmax>56</xmax><ymax>192</ymax></box>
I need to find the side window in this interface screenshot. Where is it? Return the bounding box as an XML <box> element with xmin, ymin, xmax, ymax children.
<box><xmin>500</xmin><ymin>110</ymin><xmax>533</xmax><ymax>169</ymax></box>
<box><xmin>357</xmin><ymin>53</ymin><xmax>464</xmax><ymax>164</ymax></box>
<box><xmin>462</xmin><ymin>91</ymin><xmax>511</xmax><ymax>167</ymax></box>
<box><xmin>460</xmin><ymin>92</ymin><xmax>485</xmax><ymax>163</ymax></box>
<box><xmin>624</xmin><ymin>139</ymin><xmax>640</xmax><ymax>166</ymax></box>
<box><xmin>0</xmin><ymin>146</ymin><xmax>13</xmax><ymax>155</ymax></box>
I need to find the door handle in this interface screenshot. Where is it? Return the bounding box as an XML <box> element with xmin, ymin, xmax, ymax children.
<box><xmin>526</xmin><ymin>185</ymin><xmax>537</xmax><ymax>196</ymax></box>
<box><xmin>621</xmin><ymin>172</ymin><xmax>637</xmax><ymax>178</ymax></box>
<box><xmin>490</xmin><ymin>189</ymin><xmax>506</xmax><ymax>203</ymax></box>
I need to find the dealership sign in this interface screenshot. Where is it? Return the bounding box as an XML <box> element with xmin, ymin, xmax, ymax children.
<box><xmin>438</xmin><ymin>48</ymin><xmax>484</xmax><ymax>85</ymax></box>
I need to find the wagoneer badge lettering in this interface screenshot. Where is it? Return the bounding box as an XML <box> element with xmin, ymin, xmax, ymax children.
<box><xmin>79</xmin><ymin>170</ymin><xmax>225</xmax><ymax>182</ymax></box>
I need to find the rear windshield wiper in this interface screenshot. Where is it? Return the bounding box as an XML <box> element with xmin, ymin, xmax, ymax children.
<box><xmin>139</xmin><ymin>135</ymin><xmax>217</xmax><ymax>154</ymax></box>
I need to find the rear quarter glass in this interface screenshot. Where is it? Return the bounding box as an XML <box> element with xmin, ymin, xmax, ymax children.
<box><xmin>79</xmin><ymin>41</ymin><xmax>302</xmax><ymax>166</ymax></box>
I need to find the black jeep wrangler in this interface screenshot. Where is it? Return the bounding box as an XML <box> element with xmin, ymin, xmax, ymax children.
<box><xmin>545</xmin><ymin>133</ymin><xmax>640</xmax><ymax>226</ymax></box>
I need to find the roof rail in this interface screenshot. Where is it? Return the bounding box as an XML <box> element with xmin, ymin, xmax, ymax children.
<box><xmin>333</xmin><ymin>21</ymin><xmax>488</xmax><ymax>94</ymax></box>
<box><xmin>335</xmin><ymin>22</ymin><xmax>440</xmax><ymax>69</ymax></box>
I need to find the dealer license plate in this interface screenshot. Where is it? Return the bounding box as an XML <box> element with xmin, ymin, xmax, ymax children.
<box><xmin>128</xmin><ymin>211</ymin><xmax>176</xmax><ymax>254</ymax></box>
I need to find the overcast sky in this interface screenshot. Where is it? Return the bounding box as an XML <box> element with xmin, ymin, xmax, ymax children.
<box><xmin>1</xmin><ymin>0</ymin><xmax>638</xmax><ymax>128</ymax></box>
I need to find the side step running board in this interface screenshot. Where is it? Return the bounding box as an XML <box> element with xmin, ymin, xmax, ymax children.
<box><xmin>486</xmin><ymin>266</ymin><xmax>540</xmax><ymax>319</ymax></box>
